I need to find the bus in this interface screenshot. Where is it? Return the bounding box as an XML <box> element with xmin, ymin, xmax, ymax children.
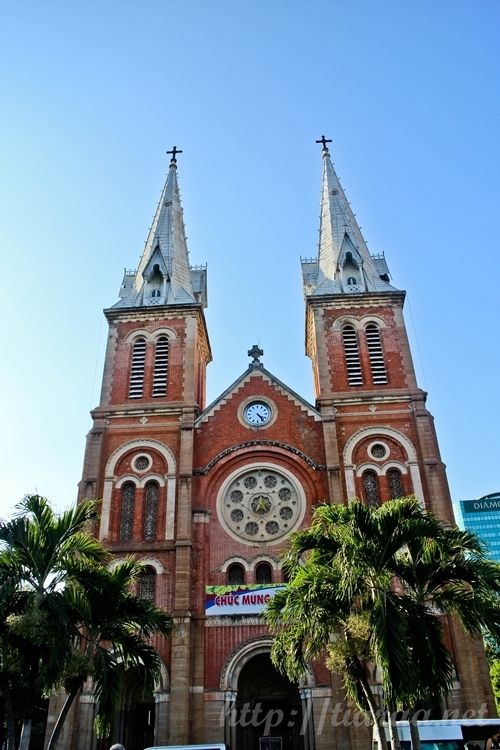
<box><xmin>387</xmin><ymin>719</ymin><xmax>500</xmax><ymax>750</ymax></box>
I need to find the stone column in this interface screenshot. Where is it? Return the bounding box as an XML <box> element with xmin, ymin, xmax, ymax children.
<box><xmin>299</xmin><ymin>687</ymin><xmax>315</xmax><ymax>750</ymax></box>
<box><xmin>223</xmin><ymin>690</ymin><xmax>238</xmax><ymax>750</ymax></box>
<box><xmin>154</xmin><ymin>690</ymin><xmax>170</xmax><ymax>745</ymax></box>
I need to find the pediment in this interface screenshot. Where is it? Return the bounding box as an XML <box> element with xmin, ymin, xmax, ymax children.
<box><xmin>338</xmin><ymin>232</ymin><xmax>363</xmax><ymax>269</ymax></box>
<box><xmin>196</xmin><ymin>366</ymin><xmax>320</xmax><ymax>426</ymax></box>
<box><xmin>142</xmin><ymin>245</ymin><xmax>169</xmax><ymax>280</ymax></box>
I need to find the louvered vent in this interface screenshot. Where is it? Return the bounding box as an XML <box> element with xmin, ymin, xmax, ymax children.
<box><xmin>152</xmin><ymin>336</ymin><xmax>169</xmax><ymax>396</ymax></box>
<box><xmin>342</xmin><ymin>325</ymin><xmax>363</xmax><ymax>386</ymax></box>
<box><xmin>365</xmin><ymin>323</ymin><xmax>388</xmax><ymax>384</ymax></box>
<box><xmin>128</xmin><ymin>337</ymin><xmax>146</xmax><ymax>398</ymax></box>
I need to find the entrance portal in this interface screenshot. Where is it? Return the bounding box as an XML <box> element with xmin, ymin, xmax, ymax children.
<box><xmin>96</xmin><ymin>666</ymin><xmax>155</xmax><ymax>750</ymax></box>
<box><xmin>235</xmin><ymin>653</ymin><xmax>304</xmax><ymax>750</ymax></box>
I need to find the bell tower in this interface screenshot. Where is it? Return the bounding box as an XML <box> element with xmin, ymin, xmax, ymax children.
<box><xmin>78</xmin><ymin>148</ymin><xmax>211</xmax><ymax>743</ymax></box>
<box><xmin>302</xmin><ymin>137</ymin><xmax>451</xmax><ymax>519</ymax></box>
<box><xmin>302</xmin><ymin>138</ymin><xmax>491</xmax><ymax>712</ymax></box>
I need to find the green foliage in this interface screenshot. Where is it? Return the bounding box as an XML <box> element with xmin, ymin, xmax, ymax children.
<box><xmin>0</xmin><ymin>494</ymin><xmax>173</xmax><ymax>749</ymax></box>
<box><xmin>266</xmin><ymin>497</ymin><xmax>500</xmax><ymax>727</ymax></box>
<box><xmin>489</xmin><ymin>659</ymin><xmax>500</xmax><ymax>714</ymax></box>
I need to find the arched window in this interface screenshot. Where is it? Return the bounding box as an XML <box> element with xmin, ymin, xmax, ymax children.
<box><xmin>138</xmin><ymin>566</ymin><xmax>156</xmax><ymax>601</ymax></box>
<box><xmin>120</xmin><ymin>482</ymin><xmax>135</xmax><ymax>540</ymax></box>
<box><xmin>144</xmin><ymin>482</ymin><xmax>159</xmax><ymax>540</ymax></box>
<box><xmin>128</xmin><ymin>337</ymin><xmax>147</xmax><ymax>398</ymax></box>
<box><xmin>387</xmin><ymin>468</ymin><xmax>403</xmax><ymax>499</ymax></box>
<box><xmin>255</xmin><ymin>562</ymin><xmax>272</xmax><ymax>585</ymax></box>
<box><xmin>365</xmin><ymin>323</ymin><xmax>388</xmax><ymax>384</ymax></box>
<box><xmin>151</xmin><ymin>289</ymin><xmax>161</xmax><ymax>298</ymax></box>
<box><xmin>342</xmin><ymin>325</ymin><xmax>363</xmax><ymax>386</ymax></box>
<box><xmin>227</xmin><ymin>563</ymin><xmax>245</xmax><ymax>585</ymax></box>
<box><xmin>152</xmin><ymin>336</ymin><xmax>169</xmax><ymax>397</ymax></box>
<box><xmin>347</xmin><ymin>277</ymin><xmax>357</xmax><ymax>286</ymax></box>
<box><xmin>362</xmin><ymin>471</ymin><xmax>380</xmax><ymax>507</ymax></box>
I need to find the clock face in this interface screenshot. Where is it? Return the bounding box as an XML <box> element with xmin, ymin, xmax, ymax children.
<box><xmin>244</xmin><ymin>401</ymin><xmax>271</xmax><ymax>426</ymax></box>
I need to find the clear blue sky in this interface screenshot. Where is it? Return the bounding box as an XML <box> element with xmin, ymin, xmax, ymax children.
<box><xmin>1</xmin><ymin>0</ymin><xmax>499</xmax><ymax>519</ymax></box>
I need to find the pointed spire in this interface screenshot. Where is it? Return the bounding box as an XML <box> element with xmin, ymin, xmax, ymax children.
<box><xmin>302</xmin><ymin>137</ymin><xmax>397</xmax><ymax>296</ymax></box>
<box><xmin>114</xmin><ymin>148</ymin><xmax>207</xmax><ymax>309</ymax></box>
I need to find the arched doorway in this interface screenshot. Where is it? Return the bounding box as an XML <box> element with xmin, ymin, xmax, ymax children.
<box><xmin>95</xmin><ymin>665</ymin><xmax>156</xmax><ymax>750</ymax></box>
<box><xmin>118</xmin><ymin>667</ymin><xmax>155</xmax><ymax>750</ymax></box>
<box><xmin>235</xmin><ymin>653</ymin><xmax>304</xmax><ymax>750</ymax></box>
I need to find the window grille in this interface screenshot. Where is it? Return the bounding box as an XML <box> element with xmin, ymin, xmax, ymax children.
<box><xmin>365</xmin><ymin>323</ymin><xmax>388</xmax><ymax>384</ymax></box>
<box><xmin>387</xmin><ymin>469</ymin><xmax>403</xmax><ymax>499</ymax></box>
<box><xmin>363</xmin><ymin>471</ymin><xmax>380</xmax><ymax>507</ymax></box>
<box><xmin>152</xmin><ymin>336</ymin><xmax>169</xmax><ymax>397</ymax></box>
<box><xmin>120</xmin><ymin>482</ymin><xmax>135</xmax><ymax>540</ymax></box>
<box><xmin>129</xmin><ymin>337</ymin><xmax>147</xmax><ymax>398</ymax></box>
<box><xmin>138</xmin><ymin>568</ymin><xmax>156</xmax><ymax>601</ymax></box>
<box><xmin>342</xmin><ymin>325</ymin><xmax>363</xmax><ymax>385</ymax></box>
<box><xmin>227</xmin><ymin>563</ymin><xmax>245</xmax><ymax>585</ymax></box>
<box><xmin>144</xmin><ymin>482</ymin><xmax>159</xmax><ymax>540</ymax></box>
<box><xmin>255</xmin><ymin>562</ymin><xmax>272</xmax><ymax>585</ymax></box>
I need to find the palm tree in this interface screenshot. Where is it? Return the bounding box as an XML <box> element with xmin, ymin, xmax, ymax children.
<box><xmin>265</xmin><ymin>497</ymin><xmax>500</xmax><ymax>750</ymax></box>
<box><xmin>0</xmin><ymin>495</ymin><xmax>107</xmax><ymax>750</ymax></box>
<box><xmin>46</xmin><ymin>559</ymin><xmax>172</xmax><ymax>750</ymax></box>
<box><xmin>266</xmin><ymin>559</ymin><xmax>392</xmax><ymax>750</ymax></box>
<box><xmin>390</xmin><ymin>523</ymin><xmax>500</xmax><ymax>750</ymax></box>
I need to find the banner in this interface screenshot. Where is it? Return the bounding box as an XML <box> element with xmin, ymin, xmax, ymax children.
<box><xmin>205</xmin><ymin>583</ymin><xmax>284</xmax><ymax>616</ymax></box>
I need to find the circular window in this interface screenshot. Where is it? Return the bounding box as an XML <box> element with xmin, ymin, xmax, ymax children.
<box><xmin>134</xmin><ymin>454</ymin><xmax>151</xmax><ymax>472</ymax></box>
<box><xmin>219</xmin><ymin>466</ymin><xmax>305</xmax><ymax>544</ymax></box>
<box><xmin>369</xmin><ymin>442</ymin><xmax>389</xmax><ymax>461</ymax></box>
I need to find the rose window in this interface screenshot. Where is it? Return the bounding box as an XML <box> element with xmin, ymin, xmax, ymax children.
<box><xmin>220</xmin><ymin>467</ymin><xmax>303</xmax><ymax>543</ymax></box>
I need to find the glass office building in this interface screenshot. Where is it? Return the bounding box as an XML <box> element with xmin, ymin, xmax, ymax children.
<box><xmin>455</xmin><ymin>492</ymin><xmax>500</xmax><ymax>562</ymax></box>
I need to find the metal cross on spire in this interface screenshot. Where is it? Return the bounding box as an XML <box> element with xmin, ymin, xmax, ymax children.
<box><xmin>248</xmin><ymin>344</ymin><xmax>264</xmax><ymax>365</ymax></box>
<box><xmin>316</xmin><ymin>135</ymin><xmax>332</xmax><ymax>153</ymax></box>
<box><xmin>167</xmin><ymin>145</ymin><xmax>183</xmax><ymax>164</ymax></box>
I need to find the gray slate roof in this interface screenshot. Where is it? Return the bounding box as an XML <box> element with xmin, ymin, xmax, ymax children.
<box><xmin>112</xmin><ymin>161</ymin><xmax>207</xmax><ymax>310</ymax></box>
<box><xmin>302</xmin><ymin>148</ymin><xmax>399</xmax><ymax>297</ymax></box>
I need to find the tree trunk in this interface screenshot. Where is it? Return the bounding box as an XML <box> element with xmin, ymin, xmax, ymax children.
<box><xmin>4</xmin><ymin>684</ymin><xmax>16</xmax><ymax>750</ymax></box>
<box><xmin>353</xmin><ymin>663</ymin><xmax>390</xmax><ymax>750</ymax></box>
<box><xmin>408</xmin><ymin>709</ymin><xmax>422</xmax><ymax>750</ymax></box>
<box><xmin>18</xmin><ymin>718</ymin><xmax>32</xmax><ymax>750</ymax></box>
<box><xmin>0</xmin><ymin>676</ymin><xmax>17</xmax><ymax>750</ymax></box>
<box><xmin>388</xmin><ymin>708</ymin><xmax>402</xmax><ymax>750</ymax></box>
<box><xmin>46</xmin><ymin>681</ymin><xmax>83</xmax><ymax>750</ymax></box>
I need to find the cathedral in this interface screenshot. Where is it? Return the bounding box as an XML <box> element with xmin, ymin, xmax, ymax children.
<box><xmin>50</xmin><ymin>141</ymin><xmax>494</xmax><ymax>750</ymax></box>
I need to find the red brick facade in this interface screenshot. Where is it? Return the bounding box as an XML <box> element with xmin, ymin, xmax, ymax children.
<box><xmin>50</xmin><ymin>159</ymin><xmax>495</xmax><ymax>750</ymax></box>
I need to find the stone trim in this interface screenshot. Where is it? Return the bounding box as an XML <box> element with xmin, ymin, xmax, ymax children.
<box><xmin>100</xmin><ymin>439</ymin><xmax>176</xmax><ymax>541</ymax></box>
<box><xmin>343</xmin><ymin>426</ymin><xmax>424</xmax><ymax>503</ymax></box>
<box><xmin>194</xmin><ymin>440</ymin><xmax>326</xmax><ymax>475</ymax></box>
<box><xmin>355</xmin><ymin>460</ymin><xmax>407</xmax><ymax>477</ymax></box>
